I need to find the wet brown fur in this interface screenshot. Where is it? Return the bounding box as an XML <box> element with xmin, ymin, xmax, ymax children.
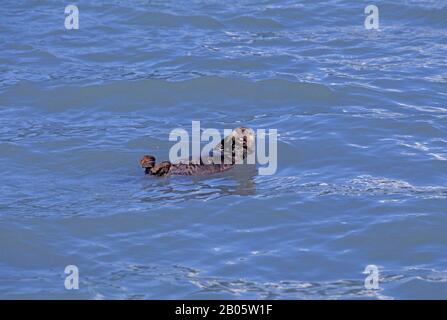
<box><xmin>140</xmin><ymin>127</ymin><xmax>253</xmax><ymax>177</ymax></box>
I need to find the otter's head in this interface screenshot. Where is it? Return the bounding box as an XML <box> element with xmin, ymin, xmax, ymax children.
<box><xmin>214</xmin><ymin>127</ymin><xmax>255</xmax><ymax>160</ymax></box>
<box><xmin>232</xmin><ymin>127</ymin><xmax>255</xmax><ymax>154</ymax></box>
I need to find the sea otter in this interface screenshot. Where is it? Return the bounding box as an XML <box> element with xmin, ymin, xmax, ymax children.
<box><xmin>140</xmin><ymin>127</ymin><xmax>255</xmax><ymax>176</ymax></box>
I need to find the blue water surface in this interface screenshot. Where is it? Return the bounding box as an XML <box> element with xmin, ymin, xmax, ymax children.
<box><xmin>0</xmin><ymin>0</ymin><xmax>447</xmax><ymax>299</ymax></box>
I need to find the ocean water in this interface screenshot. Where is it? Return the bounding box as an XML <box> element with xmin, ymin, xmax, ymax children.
<box><xmin>1</xmin><ymin>0</ymin><xmax>447</xmax><ymax>299</ymax></box>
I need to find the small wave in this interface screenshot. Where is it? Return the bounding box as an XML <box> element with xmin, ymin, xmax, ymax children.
<box><xmin>0</xmin><ymin>77</ymin><xmax>338</xmax><ymax>112</ymax></box>
<box><xmin>257</xmin><ymin>175</ymin><xmax>447</xmax><ymax>200</ymax></box>
<box><xmin>87</xmin><ymin>263</ymin><xmax>447</xmax><ymax>299</ymax></box>
<box><xmin>224</xmin><ymin>16</ymin><xmax>284</xmax><ymax>30</ymax></box>
<box><xmin>131</xmin><ymin>11</ymin><xmax>223</xmax><ymax>29</ymax></box>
